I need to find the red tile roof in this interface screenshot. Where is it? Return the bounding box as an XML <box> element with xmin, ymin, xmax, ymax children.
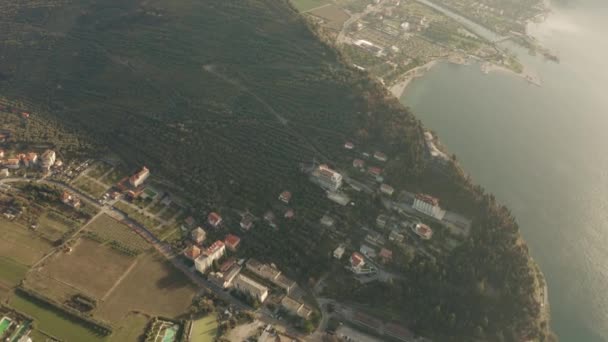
<box><xmin>224</xmin><ymin>234</ymin><xmax>241</xmax><ymax>250</ymax></box>
<box><xmin>351</xmin><ymin>252</ymin><xmax>365</xmax><ymax>267</ymax></box>
<box><xmin>368</xmin><ymin>166</ymin><xmax>382</xmax><ymax>176</ymax></box>
<box><xmin>415</xmin><ymin>193</ymin><xmax>439</xmax><ymax>206</ymax></box>
<box><xmin>184</xmin><ymin>245</ymin><xmax>201</xmax><ymax>260</ymax></box>
<box><xmin>203</xmin><ymin>240</ymin><xmax>225</xmax><ymax>255</ymax></box>
<box><xmin>279</xmin><ymin>191</ymin><xmax>292</xmax><ymax>203</ymax></box>
<box><xmin>379</xmin><ymin>248</ymin><xmax>393</xmax><ymax>261</ymax></box>
<box><xmin>208</xmin><ymin>212</ymin><xmax>222</xmax><ymax>227</ymax></box>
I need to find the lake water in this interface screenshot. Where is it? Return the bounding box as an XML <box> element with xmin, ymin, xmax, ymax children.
<box><xmin>401</xmin><ymin>0</ymin><xmax>608</xmax><ymax>340</ymax></box>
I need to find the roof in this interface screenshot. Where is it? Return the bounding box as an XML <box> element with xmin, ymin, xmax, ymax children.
<box><xmin>284</xmin><ymin>209</ymin><xmax>295</xmax><ymax>219</ymax></box>
<box><xmin>219</xmin><ymin>257</ymin><xmax>237</xmax><ymax>272</ymax></box>
<box><xmin>344</xmin><ymin>142</ymin><xmax>354</xmax><ymax>149</ymax></box>
<box><xmin>415</xmin><ymin>193</ymin><xmax>439</xmax><ymax>206</ymax></box>
<box><xmin>351</xmin><ymin>252</ymin><xmax>365</xmax><ymax>267</ymax></box>
<box><xmin>368</xmin><ymin>166</ymin><xmax>382</xmax><ymax>175</ymax></box>
<box><xmin>279</xmin><ymin>191</ymin><xmax>292</xmax><ymax>202</ymax></box>
<box><xmin>203</xmin><ymin>240</ymin><xmax>225</xmax><ymax>256</ymax></box>
<box><xmin>208</xmin><ymin>212</ymin><xmax>222</xmax><ymax>226</ymax></box>
<box><xmin>379</xmin><ymin>248</ymin><xmax>393</xmax><ymax>260</ymax></box>
<box><xmin>353</xmin><ymin>158</ymin><xmax>365</xmax><ymax>167</ymax></box>
<box><xmin>224</xmin><ymin>234</ymin><xmax>241</xmax><ymax>248</ymax></box>
<box><xmin>184</xmin><ymin>245</ymin><xmax>201</xmax><ymax>259</ymax></box>
<box><xmin>192</xmin><ymin>227</ymin><xmax>206</xmax><ymax>239</ymax></box>
<box><xmin>414</xmin><ymin>223</ymin><xmax>433</xmax><ymax>239</ymax></box>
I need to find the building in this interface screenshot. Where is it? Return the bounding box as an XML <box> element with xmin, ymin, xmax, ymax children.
<box><xmin>184</xmin><ymin>245</ymin><xmax>201</xmax><ymax>260</ymax></box>
<box><xmin>245</xmin><ymin>259</ymin><xmax>296</xmax><ymax>293</ymax></box>
<box><xmin>0</xmin><ymin>150</ymin><xmax>4</xmax><ymax>158</ymax></box>
<box><xmin>25</xmin><ymin>152</ymin><xmax>38</xmax><ymax>167</ymax></box>
<box><xmin>233</xmin><ymin>274</ymin><xmax>269</xmax><ymax>303</ymax></box>
<box><xmin>191</xmin><ymin>227</ymin><xmax>206</xmax><ymax>244</ymax></box>
<box><xmin>353</xmin><ymin>158</ymin><xmax>365</xmax><ymax>168</ymax></box>
<box><xmin>376</xmin><ymin>214</ymin><xmax>388</xmax><ymax>228</ymax></box>
<box><xmin>327</xmin><ymin>191</ymin><xmax>350</xmax><ymax>206</ymax></box>
<box><xmin>0</xmin><ymin>168</ymin><xmax>9</xmax><ymax>178</ymax></box>
<box><xmin>412</xmin><ymin>223</ymin><xmax>433</xmax><ymax>240</ymax></box>
<box><xmin>380</xmin><ymin>184</ymin><xmax>394</xmax><ymax>196</ymax></box>
<box><xmin>128</xmin><ymin>166</ymin><xmax>150</xmax><ymax>187</ymax></box>
<box><xmin>367</xmin><ymin>166</ymin><xmax>382</xmax><ymax>176</ymax></box>
<box><xmin>40</xmin><ymin>150</ymin><xmax>56</xmax><ymax>170</ymax></box>
<box><xmin>224</xmin><ymin>234</ymin><xmax>241</xmax><ymax>251</ymax></box>
<box><xmin>284</xmin><ymin>209</ymin><xmax>295</xmax><ymax>219</ymax></box>
<box><xmin>278</xmin><ymin>191</ymin><xmax>292</xmax><ymax>204</ymax></box>
<box><xmin>194</xmin><ymin>240</ymin><xmax>226</xmax><ymax>274</ymax></box>
<box><xmin>209</xmin><ymin>264</ymin><xmax>241</xmax><ymax>288</ymax></box>
<box><xmin>281</xmin><ymin>296</ymin><xmax>313</xmax><ymax>319</ymax></box>
<box><xmin>320</xmin><ymin>215</ymin><xmax>335</xmax><ymax>227</ymax></box>
<box><xmin>333</xmin><ymin>245</ymin><xmax>345</xmax><ymax>259</ymax></box>
<box><xmin>60</xmin><ymin>191</ymin><xmax>81</xmax><ymax>209</ymax></box>
<box><xmin>207</xmin><ymin>212</ymin><xmax>222</xmax><ymax>228</ymax></box>
<box><xmin>4</xmin><ymin>158</ymin><xmax>20</xmax><ymax>169</ymax></box>
<box><xmin>240</xmin><ymin>215</ymin><xmax>254</xmax><ymax>231</ymax></box>
<box><xmin>374</xmin><ymin>151</ymin><xmax>388</xmax><ymax>162</ymax></box>
<box><xmin>312</xmin><ymin>164</ymin><xmax>343</xmax><ymax>191</ymax></box>
<box><xmin>379</xmin><ymin>248</ymin><xmax>393</xmax><ymax>264</ymax></box>
<box><xmin>360</xmin><ymin>244</ymin><xmax>377</xmax><ymax>259</ymax></box>
<box><xmin>344</xmin><ymin>142</ymin><xmax>355</xmax><ymax>150</ymax></box>
<box><xmin>413</xmin><ymin>194</ymin><xmax>446</xmax><ymax>220</ymax></box>
<box><xmin>389</xmin><ymin>229</ymin><xmax>405</xmax><ymax>243</ymax></box>
<box><xmin>351</xmin><ymin>252</ymin><xmax>366</xmax><ymax>272</ymax></box>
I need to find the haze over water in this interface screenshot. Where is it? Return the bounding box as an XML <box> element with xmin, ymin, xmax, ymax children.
<box><xmin>401</xmin><ymin>0</ymin><xmax>608</xmax><ymax>340</ymax></box>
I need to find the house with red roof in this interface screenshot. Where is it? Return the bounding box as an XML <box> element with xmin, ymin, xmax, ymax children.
<box><xmin>351</xmin><ymin>252</ymin><xmax>365</xmax><ymax>271</ymax></box>
<box><xmin>367</xmin><ymin>166</ymin><xmax>383</xmax><ymax>176</ymax></box>
<box><xmin>207</xmin><ymin>212</ymin><xmax>222</xmax><ymax>228</ymax></box>
<box><xmin>379</xmin><ymin>248</ymin><xmax>393</xmax><ymax>264</ymax></box>
<box><xmin>353</xmin><ymin>158</ymin><xmax>365</xmax><ymax>168</ymax></box>
<box><xmin>278</xmin><ymin>190</ymin><xmax>292</xmax><ymax>204</ymax></box>
<box><xmin>284</xmin><ymin>209</ymin><xmax>295</xmax><ymax>219</ymax></box>
<box><xmin>184</xmin><ymin>245</ymin><xmax>201</xmax><ymax>260</ymax></box>
<box><xmin>224</xmin><ymin>234</ymin><xmax>241</xmax><ymax>251</ymax></box>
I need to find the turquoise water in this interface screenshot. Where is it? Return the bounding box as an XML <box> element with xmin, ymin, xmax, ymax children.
<box><xmin>401</xmin><ymin>0</ymin><xmax>608</xmax><ymax>340</ymax></box>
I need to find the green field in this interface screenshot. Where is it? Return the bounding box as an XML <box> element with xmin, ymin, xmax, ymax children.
<box><xmin>86</xmin><ymin>214</ymin><xmax>150</xmax><ymax>253</ymax></box>
<box><xmin>0</xmin><ymin>257</ymin><xmax>28</xmax><ymax>287</ymax></box>
<box><xmin>38</xmin><ymin>211</ymin><xmax>77</xmax><ymax>242</ymax></box>
<box><xmin>109</xmin><ymin>313</ymin><xmax>149</xmax><ymax>342</ymax></box>
<box><xmin>115</xmin><ymin>201</ymin><xmax>161</xmax><ymax>230</ymax></box>
<box><xmin>73</xmin><ymin>175</ymin><xmax>109</xmax><ymax>198</ymax></box>
<box><xmin>87</xmin><ymin>162</ymin><xmax>114</xmax><ymax>181</ymax></box>
<box><xmin>290</xmin><ymin>0</ymin><xmax>330</xmax><ymax>12</ymax></box>
<box><xmin>190</xmin><ymin>314</ymin><xmax>218</xmax><ymax>342</ymax></box>
<box><xmin>9</xmin><ymin>292</ymin><xmax>107</xmax><ymax>342</ymax></box>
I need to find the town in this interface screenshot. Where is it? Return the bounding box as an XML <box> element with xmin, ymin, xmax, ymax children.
<box><xmin>0</xmin><ymin>103</ymin><xmax>477</xmax><ymax>342</ymax></box>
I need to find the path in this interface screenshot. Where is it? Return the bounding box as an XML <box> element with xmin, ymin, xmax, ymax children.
<box><xmin>101</xmin><ymin>258</ymin><xmax>139</xmax><ymax>301</ymax></box>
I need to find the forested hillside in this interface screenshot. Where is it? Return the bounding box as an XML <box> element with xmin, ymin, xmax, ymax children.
<box><xmin>0</xmin><ymin>0</ymin><xmax>551</xmax><ymax>340</ymax></box>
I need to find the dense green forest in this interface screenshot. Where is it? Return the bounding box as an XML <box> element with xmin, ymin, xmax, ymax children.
<box><xmin>0</xmin><ymin>0</ymin><xmax>552</xmax><ymax>340</ymax></box>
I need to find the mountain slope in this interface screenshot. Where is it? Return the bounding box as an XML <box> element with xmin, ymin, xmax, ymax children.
<box><xmin>0</xmin><ymin>0</ymin><xmax>551</xmax><ymax>340</ymax></box>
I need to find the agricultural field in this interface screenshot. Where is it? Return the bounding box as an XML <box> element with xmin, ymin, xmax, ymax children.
<box><xmin>290</xmin><ymin>0</ymin><xmax>330</xmax><ymax>12</ymax></box>
<box><xmin>115</xmin><ymin>201</ymin><xmax>162</xmax><ymax>230</ymax></box>
<box><xmin>73</xmin><ymin>175</ymin><xmax>110</xmax><ymax>198</ymax></box>
<box><xmin>0</xmin><ymin>218</ymin><xmax>53</xmax><ymax>266</ymax></box>
<box><xmin>37</xmin><ymin>210</ymin><xmax>78</xmax><ymax>242</ymax></box>
<box><xmin>0</xmin><ymin>257</ymin><xmax>28</xmax><ymax>287</ymax></box>
<box><xmin>309</xmin><ymin>4</ymin><xmax>349</xmax><ymax>30</ymax></box>
<box><xmin>25</xmin><ymin>237</ymin><xmax>137</xmax><ymax>303</ymax></box>
<box><xmin>109</xmin><ymin>313</ymin><xmax>149</xmax><ymax>342</ymax></box>
<box><xmin>190</xmin><ymin>314</ymin><xmax>218</xmax><ymax>342</ymax></box>
<box><xmin>87</xmin><ymin>161</ymin><xmax>114</xmax><ymax>181</ymax></box>
<box><xmin>86</xmin><ymin>214</ymin><xmax>151</xmax><ymax>253</ymax></box>
<box><xmin>96</xmin><ymin>253</ymin><xmax>196</xmax><ymax>323</ymax></box>
<box><xmin>8</xmin><ymin>292</ymin><xmax>107</xmax><ymax>342</ymax></box>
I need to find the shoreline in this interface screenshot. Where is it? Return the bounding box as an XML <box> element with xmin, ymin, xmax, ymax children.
<box><xmin>388</xmin><ymin>57</ymin><xmax>542</xmax><ymax>99</ymax></box>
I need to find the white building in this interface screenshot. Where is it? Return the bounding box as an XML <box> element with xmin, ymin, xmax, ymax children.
<box><xmin>333</xmin><ymin>245</ymin><xmax>345</xmax><ymax>259</ymax></box>
<box><xmin>233</xmin><ymin>274</ymin><xmax>269</xmax><ymax>303</ymax></box>
<box><xmin>413</xmin><ymin>194</ymin><xmax>446</xmax><ymax>220</ymax></box>
<box><xmin>129</xmin><ymin>166</ymin><xmax>150</xmax><ymax>187</ymax></box>
<box><xmin>0</xmin><ymin>168</ymin><xmax>9</xmax><ymax>178</ymax></box>
<box><xmin>40</xmin><ymin>150</ymin><xmax>56</xmax><ymax>170</ymax></box>
<box><xmin>380</xmin><ymin>184</ymin><xmax>394</xmax><ymax>196</ymax></box>
<box><xmin>312</xmin><ymin>164</ymin><xmax>343</xmax><ymax>191</ymax></box>
<box><xmin>194</xmin><ymin>240</ymin><xmax>226</xmax><ymax>274</ymax></box>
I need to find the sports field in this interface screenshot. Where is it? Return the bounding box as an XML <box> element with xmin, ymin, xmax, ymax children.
<box><xmin>190</xmin><ymin>314</ymin><xmax>218</xmax><ymax>342</ymax></box>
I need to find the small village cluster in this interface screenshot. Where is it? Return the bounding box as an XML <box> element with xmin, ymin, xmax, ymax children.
<box><xmin>0</xmin><ymin>149</ymin><xmax>58</xmax><ymax>177</ymax></box>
